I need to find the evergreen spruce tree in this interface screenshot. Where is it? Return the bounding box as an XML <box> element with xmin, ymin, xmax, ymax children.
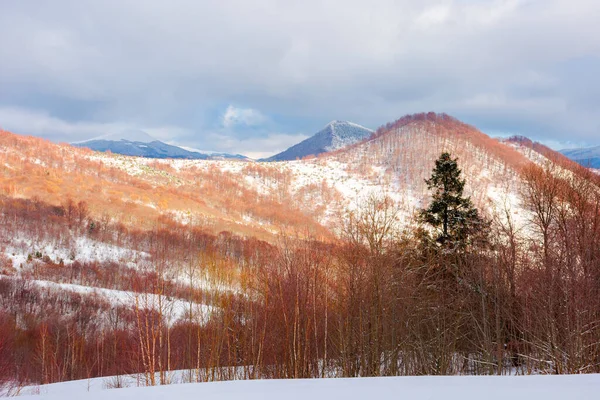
<box><xmin>419</xmin><ymin>152</ymin><xmax>486</xmax><ymax>249</ymax></box>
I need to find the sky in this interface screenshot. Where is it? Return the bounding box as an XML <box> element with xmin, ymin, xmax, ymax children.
<box><xmin>0</xmin><ymin>0</ymin><xmax>599</xmax><ymax>158</ymax></box>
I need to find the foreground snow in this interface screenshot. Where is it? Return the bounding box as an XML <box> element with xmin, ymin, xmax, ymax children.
<box><xmin>13</xmin><ymin>374</ymin><xmax>600</xmax><ymax>399</ymax></box>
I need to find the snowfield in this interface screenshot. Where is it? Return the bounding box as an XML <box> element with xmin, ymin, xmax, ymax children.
<box><xmin>3</xmin><ymin>235</ymin><xmax>148</xmax><ymax>269</ymax></box>
<box><xmin>29</xmin><ymin>279</ymin><xmax>214</xmax><ymax>324</ymax></box>
<box><xmin>12</xmin><ymin>374</ymin><xmax>600</xmax><ymax>399</ymax></box>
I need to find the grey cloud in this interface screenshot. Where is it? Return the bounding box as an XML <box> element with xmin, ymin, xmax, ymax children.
<box><xmin>0</xmin><ymin>0</ymin><xmax>599</xmax><ymax>154</ymax></box>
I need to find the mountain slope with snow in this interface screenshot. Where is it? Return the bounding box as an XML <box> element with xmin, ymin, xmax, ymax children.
<box><xmin>73</xmin><ymin>130</ymin><xmax>248</xmax><ymax>160</ymax></box>
<box><xmin>265</xmin><ymin>120</ymin><xmax>373</xmax><ymax>161</ymax></box>
<box><xmin>74</xmin><ymin>138</ymin><xmax>214</xmax><ymax>159</ymax></box>
<box><xmin>5</xmin><ymin>113</ymin><xmax>592</xmax><ymax>241</ymax></box>
<box><xmin>2</xmin><ymin>114</ymin><xmax>600</xmax><ymax>391</ymax></box>
<box><xmin>560</xmin><ymin>145</ymin><xmax>600</xmax><ymax>168</ymax></box>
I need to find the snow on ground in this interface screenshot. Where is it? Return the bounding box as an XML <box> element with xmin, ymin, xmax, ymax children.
<box><xmin>3</xmin><ymin>235</ymin><xmax>148</xmax><ymax>269</ymax></box>
<box><xmin>10</xmin><ymin>374</ymin><xmax>600</xmax><ymax>399</ymax></box>
<box><xmin>85</xmin><ymin>149</ymin><xmax>413</xmax><ymax>220</ymax></box>
<box><xmin>486</xmin><ymin>184</ymin><xmax>530</xmax><ymax>231</ymax></box>
<box><xmin>4</xmin><ymin>277</ymin><xmax>213</xmax><ymax>324</ymax></box>
<box><xmin>81</xmin><ymin>139</ymin><xmax>538</xmax><ymax>235</ymax></box>
<box><xmin>2</xmin><ymin>233</ymin><xmax>237</xmax><ymax>313</ymax></box>
<box><xmin>284</xmin><ymin>158</ymin><xmax>417</xmax><ymax>228</ymax></box>
<box><xmin>503</xmin><ymin>142</ymin><xmax>545</xmax><ymax>165</ymax></box>
<box><xmin>170</xmin><ymin>271</ymin><xmax>239</xmax><ymax>296</ymax></box>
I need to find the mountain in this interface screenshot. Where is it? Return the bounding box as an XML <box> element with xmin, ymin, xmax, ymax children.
<box><xmin>87</xmin><ymin>129</ymin><xmax>157</xmax><ymax>143</ymax></box>
<box><xmin>74</xmin><ymin>138</ymin><xmax>213</xmax><ymax>159</ymax></box>
<box><xmin>4</xmin><ymin>114</ymin><xmax>591</xmax><ymax>240</ymax></box>
<box><xmin>264</xmin><ymin>120</ymin><xmax>373</xmax><ymax>161</ymax></box>
<box><xmin>73</xmin><ymin>130</ymin><xmax>248</xmax><ymax>160</ymax></box>
<box><xmin>0</xmin><ymin>114</ymin><xmax>552</xmax><ymax>238</ymax></box>
<box><xmin>559</xmin><ymin>145</ymin><xmax>600</xmax><ymax>168</ymax></box>
<box><xmin>2</xmin><ymin>114</ymin><xmax>600</xmax><ymax>389</ymax></box>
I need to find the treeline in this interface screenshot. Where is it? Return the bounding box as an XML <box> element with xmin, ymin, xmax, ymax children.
<box><xmin>1</xmin><ymin>158</ymin><xmax>600</xmax><ymax>389</ymax></box>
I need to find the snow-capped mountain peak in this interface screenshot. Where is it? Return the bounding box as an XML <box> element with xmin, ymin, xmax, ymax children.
<box><xmin>73</xmin><ymin>129</ymin><xmax>157</xmax><ymax>144</ymax></box>
<box><xmin>326</xmin><ymin>120</ymin><xmax>371</xmax><ymax>130</ymax></box>
<box><xmin>265</xmin><ymin>120</ymin><xmax>374</xmax><ymax>161</ymax></box>
<box><xmin>325</xmin><ymin>120</ymin><xmax>374</xmax><ymax>151</ymax></box>
<box><xmin>72</xmin><ymin>132</ymin><xmax>249</xmax><ymax>160</ymax></box>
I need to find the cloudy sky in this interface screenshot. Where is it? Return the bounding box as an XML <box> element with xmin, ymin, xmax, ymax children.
<box><xmin>1</xmin><ymin>0</ymin><xmax>599</xmax><ymax>158</ymax></box>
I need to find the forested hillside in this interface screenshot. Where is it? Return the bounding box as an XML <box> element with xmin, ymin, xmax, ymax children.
<box><xmin>2</xmin><ymin>114</ymin><xmax>600</xmax><ymax>392</ymax></box>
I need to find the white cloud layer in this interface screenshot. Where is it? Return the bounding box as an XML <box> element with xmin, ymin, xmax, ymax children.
<box><xmin>0</xmin><ymin>107</ymin><xmax>191</xmax><ymax>144</ymax></box>
<box><xmin>0</xmin><ymin>0</ymin><xmax>599</xmax><ymax>152</ymax></box>
<box><xmin>203</xmin><ymin>132</ymin><xmax>310</xmax><ymax>159</ymax></box>
<box><xmin>222</xmin><ymin>105</ymin><xmax>266</xmax><ymax>128</ymax></box>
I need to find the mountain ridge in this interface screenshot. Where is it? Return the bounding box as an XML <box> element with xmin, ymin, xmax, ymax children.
<box><xmin>73</xmin><ymin>131</ymin><xmax>248</xmax><ymax>160</ymax></box>
<box><xmin>2</xmin><ymin>113</ymin><xmax>600</xmax><ymax>392</ymax></box>
<box><xmin>3</xmin><ymin>112</ymin><xmax>595</xmax><ymax>238</ymax></box>
<box><xmin>559</xmin><ymin>145</ymin><xmax>600</xmax><ymax>168</ymax></box>
<box><xmin>263</xmin><ymin>120</ymin><xmax>373</xmax><ymax>161</ymax></box>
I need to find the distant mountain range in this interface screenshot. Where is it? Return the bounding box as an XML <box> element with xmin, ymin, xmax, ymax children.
<box><xmin>264</xmin><ymin>120</ymin><xmax>374</xmax><ymax>161</ymax></box>
<box><xmin>559</xmin><ymin>146</ymin><xmax>600</xmax><ymax>168</ymax></box>
<box><xmin>73</xmin><ymin>130</ymin><xmax>248</xmax><ymax>160</ymax></box>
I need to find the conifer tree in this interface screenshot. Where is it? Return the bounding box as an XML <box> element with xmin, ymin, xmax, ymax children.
<box><xmin>419</xmin><ymin>152</ymin><xmax>485</xmax><ymax>248</ymax></box>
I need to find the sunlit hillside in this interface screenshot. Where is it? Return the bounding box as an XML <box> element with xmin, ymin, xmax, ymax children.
<box><xmin>2</xmin><ymin>113</ymin><xmax>600</xmax><ymax>391</ymax></box>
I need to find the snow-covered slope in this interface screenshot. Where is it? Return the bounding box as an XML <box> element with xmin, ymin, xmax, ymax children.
<box><xmin>0</xmin><ymin>113</ymin><xmax>564</xmax><ymax>239</ymax></box>
<box><xmin>73</xmin><ymin>113</ymin><xmax>535</xmax><ymax>233</ymax></box>
<box><xmin>73</xmin><ymin>130</ymin><xmax>248</xmax><ymax>160</ymax></box>
<box><xmin>78</xmin><ymin>129</ymin><xmax>158</xmax><ymax>143</ymax></box>
<box><xmin>265</xmin><ymin>120</ymin><xmax>373</xmax><ymax>161</ymax></box>
<box><xmin>12</xmin><ymin>374</ymin><xmax>600</xmax><ymax>399</ymax></box>
<box><xmin>3</xmin><ymin>115</ymin><xmax>600</xmax><ymax>393</ymax></box>
<box><xmin>74</xmin><ymin>138</ymin><xmax>214</xmax><ymax>159</ymax></box>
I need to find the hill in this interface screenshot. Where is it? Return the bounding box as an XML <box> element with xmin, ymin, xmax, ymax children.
<box><xmin>2</xmin><ymin>113</ymin><xmax>600</xmax><ymax>388</ymax></box>
<box><xmin>264</xmin><ymin>120</ymin><xmax>373</xmax><ymax>161</ymax></box>
<box><xmin>560</xmin><ymin>145</ymin><xmax>600</xmax><ymax>168</ymax></box>
<box><xmin>1</xmin><ymin>112</ymin><xmax>589</xmax><ymax>251</ymax></box>
<box><xmin>74</xmin><ymin>130</ymin><xmax>248</xmax><ymax>160</ymax></box>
